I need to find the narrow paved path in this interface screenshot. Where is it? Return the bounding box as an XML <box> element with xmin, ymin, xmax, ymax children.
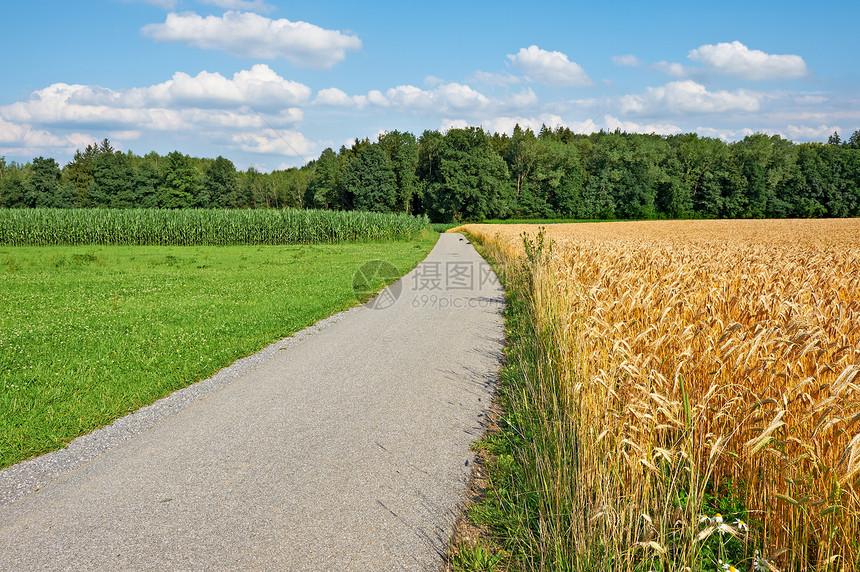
<box><xmin>0</xmin><ymin>233</ymin><xmax>505</xmax><ymax>571</ymax></box>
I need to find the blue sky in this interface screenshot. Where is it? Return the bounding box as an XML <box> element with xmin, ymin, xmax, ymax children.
<box><xmin>1</xmin><ymin>0</ymin><xmax>858</xmax><ymax>171</ymax></box>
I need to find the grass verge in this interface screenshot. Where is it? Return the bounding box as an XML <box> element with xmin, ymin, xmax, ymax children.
<box><xmin>0</xmin><ymin>237</ymin><xmax>436</xmax><ymax>469</ymax></box>
<box><xmin>432</xmin><ymin>222</ymin><xmax>463</xmax><ymax>233</ymax></box>
<box><xmin>443</xmin><ymin>232</ymin><xmax>526</xmax><ymax>571</ymax></box>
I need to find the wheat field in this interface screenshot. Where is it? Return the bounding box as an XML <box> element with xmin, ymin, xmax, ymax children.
<box><xmin>457</xmin><ymin>219</ymin><xmax>860</xmax><ymax>571</ymax></box>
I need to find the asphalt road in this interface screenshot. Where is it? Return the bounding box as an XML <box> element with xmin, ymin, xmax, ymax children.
<box><xmin>0</xmin><ymin>232</ymin><xmax>505</xmax><ymax>571</ymax></box>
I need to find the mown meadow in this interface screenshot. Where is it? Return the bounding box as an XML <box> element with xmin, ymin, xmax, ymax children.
<box><xmin>453</xmin><ymin>220</ymin><xmax>860</xmax><ymax>572</ymax></box>
<box><xmin>0</xmin><ymin>209</ymin><xmax>435</xmax><ymax>469</ymax></box>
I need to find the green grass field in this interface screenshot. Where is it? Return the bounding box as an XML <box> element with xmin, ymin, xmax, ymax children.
<box><xmin>0</xmin><ymin>237</ymin><xmax>436</xmax><ymax>469</ymax></box>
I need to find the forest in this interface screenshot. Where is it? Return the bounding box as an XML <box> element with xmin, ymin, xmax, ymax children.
<box><xmin>2</xmin><ymin>126</ymin><xmax>859</xmax><ymax>222</ymax></box>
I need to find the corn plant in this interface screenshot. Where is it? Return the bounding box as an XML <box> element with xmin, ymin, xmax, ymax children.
<box><xmin>0</xmin><ymin>208</ymin><xmax>430</xmax><ymax>246</ymax></box>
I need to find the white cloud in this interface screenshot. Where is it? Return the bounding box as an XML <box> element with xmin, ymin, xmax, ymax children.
<box><xmin>688</xmin><ymin>41</ymin><xmax>807</xmax><ymax>81</ymax></box>
<box><xmin>141</xmin><ymin>11</ymin><xmax>362</xmax><ymax>68</ymax></box>
<box><xmin>181</xmin><ymin>107</ymin><xmax>302</xmax><ymax>128</ymax></box>
<box><xmin>439</xmin><ymin>119</ymin><xmax>471</xmax><ymax>132</ymax></box>
<box><xmin>1</xmin><ymin>84</ymin><xmax>186</xmax><ymax>131</ymax></box>
<box><xmin>794</xmin><ymin>95</ymin><xmax>827</xmax><ymax>105</ymax></box>
<box><xmin>508</xmin><ymin>45</ymin><xmax>592</xmax><ymax>87</ymax></box>
<box><xmin>591</xmin><ymin>119</ymin><xmax>843</xmax><ymax>145</ymax></box>
<box><xmin>0</xmin><ymin>67</ymin><xmax>314</xmax><ymax>164</ymax></box>
<box><xmin>199</xmin><ymin>0</ymin><xmax>275</xmax><ymax>13</ymax></box>
<box><xmin>316</xmin><ymin>82</ymin><xmax>539</xmax><ymax>118</ymax></box>
<box><xmin>694</xmin><ymin>126</ymin><xmax>758</xmax><ymax>141</ymax></box>
<box><xmin>316</xmin><ymin>83</ymin><xmax>493</xmax><ymax>115</ymax></box>
<box><xmin>507</xmin><ymin>88</ymin><xmax>539</xmax><ymax>108</ymax></box>
<box><xmin>468</xmin><ymin>70</ymin><xmax>524</xmax><ymax>86</ymax></box>
<box><xmin>132</xmin><ymin>65</ymin><xmax>311</xmax><ymax>110</ymax></box>
<box><xmin>440</xmin><ymin>114</ymin><xmax>682</xmax><ymax>138</ymax></box>
<box><xmin>566</xmin><ymin>118</ymin><xmax>602</xmax><ymax>134</ymax></box>
<box><xmin>481</xmin><ymin>114</ymin><xmax>682</xmax><ymax>137</ymax></box>
<box><xmin>620</xmin><ymin>80</ymin><xmax>760</xmax><ymax>114</ymax></box>
<box><xmin>232</xmin><ymin>130</ymin><xmax>313</xmax><ymax>157</ymax></box>
<box><xmin>564</xmin><ymin>97</ymin><xmax>600</xmax><ymax>110</ymax></box>
<box><xmin>612</xmin><ymin>54</ymin><xmax>643</xmax><ymax>68</ymax></box>
<box><xmin>480</xmin><ymin>114</ymin><xmax>565</xmax><ymax>135</ymax></box>
<box><xmin>784</xmin><ymin>124</ymin><xmax>842</xmax><ymax>140</ymax></box>
<box><xmin>0</xmin><ymin>117</ymin><xmax>93</xmax><ymax>155</ymax></box>
<box><xmin>434</xmin><ymin>83</ymin><xmax>493</xmax><ymax>110</ymax></box>
<box><xmin>383</xmin><ymin>84</ymin><xmax>437</xmax><ymax>111</ymax></box>
<box><xmin>107</xmin><ymin>130</ymin><xmax>142</xmax><ymax>141</ymax></box>
<box><xmin>652</xmin><ymin>61</ymin><xmax>689</xmax><ymax>78</ymax></box>
<box><xmin>603</xmin><ymin>114</ymin><xmax>682</xmax><ymax>135</ymax></box>
<box><xmin>366</xmin><ymin>90</ymin><xmax>388</xmax><ymax>107</ymax></box>
<box><xmin>313</xmin><ymin>87</ymin><xmax>362</xmax><ymax>107</ymax></box>
<box><xmin>1</xmin><ymin>66</ymin><xmax>309</xmax><ymax>131</ymax></box>
<box><xmin>623</xmin><ymin>42</ymin><xmax>807</xmax><ymax>82</ymax></box>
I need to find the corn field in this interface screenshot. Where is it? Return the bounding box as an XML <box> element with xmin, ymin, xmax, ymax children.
<box><xmin>459</xmin><ymin>219</ymin><xmax>860</xmax><ymax>572</ymax></box>
<box><xmin>0</xmin><ymin>208</ymin><xmax>430</xmax><ymax>246</ymax></box>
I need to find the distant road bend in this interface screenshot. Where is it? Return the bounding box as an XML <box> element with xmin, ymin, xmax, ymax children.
<box><xmin>0</xmin><ymin>232</ymin><xmax>505</xmax><ymax>571</ymax></box>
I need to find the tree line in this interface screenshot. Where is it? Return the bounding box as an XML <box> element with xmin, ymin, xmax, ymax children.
<box><xmin>2</xmin><ymin>127</ymin><xmax>860</xmax><ymax>221</ymax></box>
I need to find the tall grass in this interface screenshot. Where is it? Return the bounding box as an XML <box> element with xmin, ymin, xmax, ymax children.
<box><xmin>0</xmin><ymin>208</ymin><xmax>430</xmax><ymax>246</ymax></box>
<box><xmin>460</xmin><ymin>220</ymin><xmax>860</xmax><ymax>572</ymax></box>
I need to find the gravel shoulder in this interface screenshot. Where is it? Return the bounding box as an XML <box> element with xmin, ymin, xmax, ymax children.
<box><xmin>0</xmin><ymin>233</ymin><xmax>505</xmax><ymax>571</ymax></box>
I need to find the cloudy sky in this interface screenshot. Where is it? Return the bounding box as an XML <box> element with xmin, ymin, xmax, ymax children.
<box><xmin>2</xmin><ymin>0</ymin><xmax>857</xmax><ymax>171</ymax></box>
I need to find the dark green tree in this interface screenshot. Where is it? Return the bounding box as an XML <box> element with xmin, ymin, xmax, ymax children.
<box><xmin>582</xmin><ymin>132</ymin><xmax>666</xmax><ymax>219</ymax></box>
<box><xmin>305</xmin><ymin>148</ymin><xmax>339</xmax><ymax>210</ymax></box>
<box><xmin>839</xmin><ymin>148</ymin><xmax>860</xmax><ymax>215</ymax></box>
<box><xmin>24</xmin><ymin>157</ymin><xmax>61</xmax><ymax>207</ymax></box>
<box><xmin>787</xmin><ymin>143</ymin><xmax>834</xmax><ymax>217</ymax></box>
<box><xmin>425</xmin><ymin>127</ymin><xmax>511</xmax><ymax>222</ymax></box>
<box><xmin>336</xmin><ymin>139</ymin><xmax>371</xmax><ymax>209</ymax></box>
<box><xmin>0</xmin><ymin>157</ymin><xmax>6</xmax><ymax>206</ymax></box>
<box><xmin>578</xmin><ymin>171</ymin><xmax>616</xmax><ymax>219</ymax></box>
<box><xmin>158</xmin><ymin>151</ymin><xmax>199</xmax><ymax>208</ymax></box>
<box><xmin>655</xmin><ymin>151</ymin><xmax>691</xmax><ymax>219</ymax></box>
<box><xmin>134</xmin><ymin>161</ymin><xmax>160</xmax><ymax>208</ymax></box>
<box><xmin>63</xmin><ymin>144</ymin><xmax>100</xmax><ymax>206</ymax></box>
<box><xmin>89</xmin><ymin>151</ymin><xmax>135</xmax><ymax>208</ymax></box>
<box><xmin>415</xmin><ymin>130</ymin><xmax>445</xmax><ymax>214</ymax></box>
<box><xmin>731</xmin><ymin>134</ymin><xmax>796</xmax><ymax>218</ymax></box>
<box><xmin>271</xmin><ymin>167</ymin><xmax>312</xmax><ymax>209</ymax></box>
<box><xmin>533</xmin><ymin>138</ymin><xmax>585</xmax><ymax>216</ymax></box>
<box><xmin>342</xmin><ymin>144</ymin><xmax>398</xmax><ymax>212</ymax></box>
<box><xmin>504</xmin><ymin>124</ymin><xmax>538</xmax><ymax>205</ymax></box>
<box><xmin>54</xmin><ymin>183</ymin><xmax>79</xmax><ymax>208</ymax></box>
<box><xmin>203</xmin><ymin>156</ymin><xmax>240</xmax><ymax>208</ymax></box>
<box><xmin>677</xmin><ymin>134</ymin><xmax>730</xmax><ymax>217</ymax></box>
<box><xmin>0</xmin><ymin>159</ymin><xmax>26</xmax><ymax>207</ymax></box>
<box><xmin>378</xmin><ymin>130</ymin><xmax>418</xmax><ymax>212</ymax></box>
<box><xmin>240</xmin><ymin>168</ymin><xmax>265</xmax><ymax>208</ymax></box>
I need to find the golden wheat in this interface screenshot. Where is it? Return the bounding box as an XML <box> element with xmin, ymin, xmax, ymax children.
<box><xmin>459</xmin><ymin>219</ymin><xmax>860</xmax><ymax>571</ymax></box>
